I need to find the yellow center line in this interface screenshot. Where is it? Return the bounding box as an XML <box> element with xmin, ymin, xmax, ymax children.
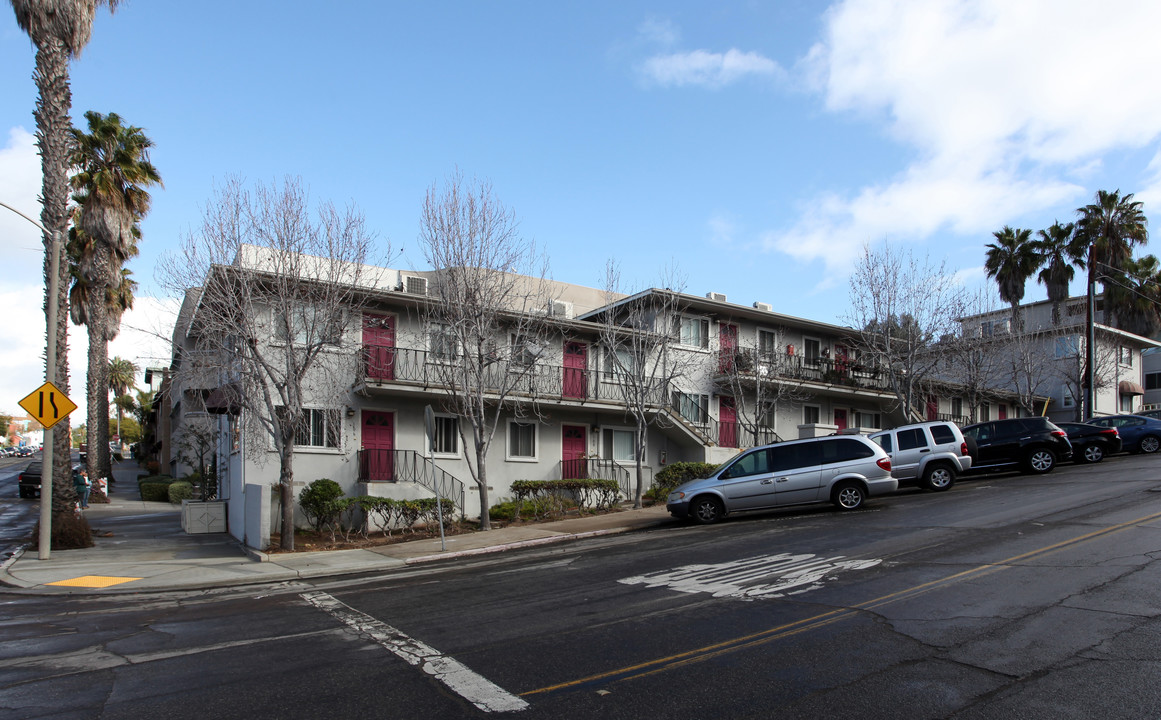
<box><xmin>522</xmin><ymin>510</ymin><xmax>1161</xmax><ymax>697</ymax></box>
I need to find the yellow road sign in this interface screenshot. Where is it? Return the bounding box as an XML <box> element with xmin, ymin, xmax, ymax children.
<box><xmin>18</xmin><ymin>381</ymin><xmax>77</xmax><ymax>429</ymax></box>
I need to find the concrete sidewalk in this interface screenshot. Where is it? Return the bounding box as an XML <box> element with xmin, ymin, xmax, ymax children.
<box><xmin>0</xmin><ymin>461</ymin><xmax>674</xmax><ymax>594</ymax></box>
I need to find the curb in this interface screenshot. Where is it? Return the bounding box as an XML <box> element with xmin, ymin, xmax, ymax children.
<box><xmin>404</xmin><ymin>527</ymin><xmax>627</xmax><ymax>564</ymax></box>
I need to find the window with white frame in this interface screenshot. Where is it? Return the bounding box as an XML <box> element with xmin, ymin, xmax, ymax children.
<box><xmin>603</xmin><ymin>346</ymin><xmax>636</xmax><ymax>379</ymax></box>
<box><xmin>430</xmin><ymin>323</ymin><xmax>458</xmax><ymax>360</ymax></box>
<box><xmin>509</xmin><ymin>333</ymin><xmax>539</xmax><ymax>368</ymax></box>
<box><xmin>279</xmin><ymin>407</ymin><xmax>340</xmax><ymax>449</ymax></box>
<box><xmin>951</xmin><ymin>397</ymin><xmax>963</xmax><ymax>418</ymax></box>
<box><xmin>672</xmin><ymin>392</ymin><xmax>709</xmax><ymax>424</ymax></box>
<box><xmin>672</xmin><ymin>315</ymin><xmax>709</xmax><ymax>348</ymax></box>
<box><xmin>603</xmin><ymin>428</ymin><xmax>638</xmax><ymax>462</ymax></box>
<box><xmin>274</xmin><ymin>305</ymin><xmax>342</xmax><ymax>346</ymax></box>
<box><xmin>431</xmin><ymin>415</ymin><xmax>459</xmax><ymax>455</ymax></box>
<box><xmin>507</xmin><ymin>421</ymin><xmax>537</xmax><ymax>460</ymax></box>
<box><xmin>1062</xmin><ymin>389</ymin><xmax>1075</xmax><ymax>408</ymax></box>
<box><xmin>757</xmin><ymin>329</ymin><xmax>778</xmax><ymax>357</ymax></box>
<box><xmin>803</xmin><ymin>337</ymin><xmax>821</xmax><ymax>365</ymax></box>
<box><xmin>1120</xmin><ymin>346</ymin><xmax>1134</xmax><ymax>367</ymax></box>
<box><xmin>1120</xmin><ymin>394</ymin><xmax>1134</xmax><ymax>412</ymax></box>
<box><xmin>854</xmin><ymin>411</ymin><xmax>881</xmax><ymax>429</ymax></box>
<box><xmin>803</xmin><ymin>405</ymin><xmax>821</xmax><ymax>425</ymax></box>
<box><xmin>1055</xmin><ymin>335</ymin><xmax>1081</xmax><ymax>358</ymax></box>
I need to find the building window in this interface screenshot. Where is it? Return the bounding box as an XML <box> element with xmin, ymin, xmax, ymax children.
<box><xmin>431</xmin><ymin>416</ymin><xmax>459</xmax><ymax>455</ymax></box>
<box><xmin>804</xmin><ymin>338</ymin><xmax>821</xmax><ymax>365</ymax></box>
<box><xmin>1146</xmin><ymin>372</ymin><xmax>1161</xmax><ymax>391</ymax></box>
<box><xmin>1055</xmin><ymin>335</ymin><xmax>1081</xmax><ymax>359</ymax></box>
<box><xmin>603</xmin><ymin>428</ymin><xmax>637</xmax><ymax>462</ymax></box>
<box><xmin>980</xmin><ymin>402</ymin><xmax>990</xmax><ymax>421</ymax></box>
<box><xmin>951</xmin><ymin>398</ymin><xmax>963</xmax><ymax>419</ymax></box>
<box><xmin>1062</xmin><ymin>390</ymin><xmax>1075</xmax><ymax>408</ymax></box>
<box><xmin>508</xmin><ymin>421</ymin><xmax>536</xmax><ymax>460</ymax></box>
<box><xmin>757</xmin><ymin>329</ymin><xmax>777</xmax><ymax>357</ymax></box>
<box><xmin>282</xmin><ymin>408</ymin><xmax>340</xmax><ymax>449</ymax></box>
<box><xmin>803</xmin><ymin>405</ymin><xmax>821</xmax><ymax>425</ymax></box>
<box><xmin>509</xmin><ymin>334</ymin><xmax>539</xmax><ymax>368</ymax></box>
<box><xmin>603</xmin><ymin>346</ymin><xmax>636</xmax><ymax>379</ymax></box>
<box><xmin>1120</xmin><ymin>346</ymin><xmax>1134</xmax><ymax>367</ymax></box>
<box><xmin>672</xmin><ymin>392</ymin><xmax>709</xmax><ymax>424</ymax></box>
<box><xmin>274</xmin><ymin>305</ymin><xmax>342</xmax><ymax>345</ymax></box>
<box><xmin>1120</xmin><ymin>394</ymin><xmax>1134</xmax><ymax>412</ymax></box>
<box><xmin>429</xmin><ymin>323</ymin><xmax>458</xmax><ymax>360</ymax></box>
<box><xmin>854</xmin><ymin>412</ymin><xmax>881</xmax><ymax>429</ymax></box>
<box><xmin>673</xmin><ymin>316</ymin><xmax>709</xmax><ymax>348</ymax></box>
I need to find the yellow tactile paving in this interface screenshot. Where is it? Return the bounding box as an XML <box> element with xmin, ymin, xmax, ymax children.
<box><xmin>45</xmin><ymin>575</ymin><xmax>141</xmax><ymax>588</ymax></box>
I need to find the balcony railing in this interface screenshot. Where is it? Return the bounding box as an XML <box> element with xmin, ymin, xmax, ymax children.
<box><xmin>715</xmin><ymin>350</ymin><xmax>892</xmax><ymax>392</ymax></box>
<box><xmin>717</xmin><ymin>422</ymin><xmax>782</xmax><ymax>449</ymax></box>
<box><xmin>360</xmin><ymin>345</ymin><xmax>667</xmax><ymax>406</ymax></box>
<box><xmin>357</xmin><ymin>449</ymin><xmax>466</xmax><ymax>517</ymax></box>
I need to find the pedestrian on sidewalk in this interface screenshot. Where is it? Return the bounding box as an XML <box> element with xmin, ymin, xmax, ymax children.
<box><xmin>73</xmin><ymin>467</ymin><xmax>91</xmax><ymax>509</ymax></box>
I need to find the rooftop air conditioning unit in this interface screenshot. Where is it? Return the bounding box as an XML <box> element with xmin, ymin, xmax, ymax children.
<box><xmin>753</xmin><ymin>302</ymin><xmax>773</xmax><ymax>312</ymax></box>
<box><xmin>403</xmin><ymin>275</ymin><xmax>428</xmax><ymax>295</ymax></box>
<box><xmin>548</xmin><ymin>300</ymin><xmax>574</xmax><ymax>318</ymax></box>
<box><xmin>706</xmin><ymin>292</ymin><xmax>727</xmax><ymax>302</ymax></box>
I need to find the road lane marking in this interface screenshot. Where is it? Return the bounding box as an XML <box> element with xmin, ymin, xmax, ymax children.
<box><xmin>524</xmin><ymin>509</ymin><xmax>1161</xmax><ymax>696</ymax></box>
<box><xmin>301</xmin><ymin>591</ymin><xmax>527</xmax><ymax>713</ymax></box>
<box><xmin>619</xmin><ymin>553</ymin><xmax>882</xmax><ymax>599</ymax></box>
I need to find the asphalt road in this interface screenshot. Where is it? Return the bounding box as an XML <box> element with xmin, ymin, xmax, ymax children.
<box><xmin>4</xmin><ymin>453</ymin><xmax>1161</xmax><ymax>718</ymax></box>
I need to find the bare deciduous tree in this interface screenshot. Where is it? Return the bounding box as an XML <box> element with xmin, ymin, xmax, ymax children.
<box><xmin>159</xmin><ymin>177</ymin><xmax>382</xmax><ymax>551</ymax></box>
<box><xmin>1053</xmin><ymin>333</ymin><xmax>1118</xmax><ymax>421</ymax></box>
<box><xmin>941</xmin><ymin>289</ymin><xmax>1010</xmax><ymax>422</ymax></box>
<box><xmin>595</xmin><ymin>262</ymin><xmax>702</xmax><ymax>508</ymax></box>
<box><xmin>846</xmin><ymin>243</ymin><xmax>967</xmax><ymax>422</ymax></box>
<box><xmin>417</xmin><ymin>172</ymin><xmax>553</xmax><ymax>530</ymax></box>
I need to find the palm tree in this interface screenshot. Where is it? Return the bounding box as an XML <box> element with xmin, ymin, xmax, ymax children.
<box><xmin>1108</xmin><ymin>255</ymin><xmax>1161</xmax><ymax>337</ymax></box>
<box><xmin>1034</xmin><ymin>221</ymin><xmax>1078</xmax><ymax>326</ymax></box>
<box><xmin>69</xmin><ymin>110</ymin><xmax>160</xmax><ymax>483</ymax></box>
<box><xmin>1074</xmin><ymin>189</ymin><xmax>1150</xmax><ymax>326</ymax></box>
<box><xmin>108</xmin><ymin>356</ymin><xmax>137</xmax><ymax>440</ymax></box>
<box><xmin>10</xmin><ymin>0</ymin><xmax>120</xmax><ymax>515</ymax></box>
<box><xmin>984</xmin><ymin>226</ymin><xmax>1040</xmax><ymax>330</ymax></box>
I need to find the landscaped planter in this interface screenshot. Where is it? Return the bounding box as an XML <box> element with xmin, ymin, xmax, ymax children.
<box><xmin>181</xmin><ymin>499</ymin><xmax>227</xmax><ymax>534</ymax></box>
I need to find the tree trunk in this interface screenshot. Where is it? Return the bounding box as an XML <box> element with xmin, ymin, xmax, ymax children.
<box><xmin>633</xmin><ymin>423</ymin><xmax>645</xmax><ymax>509</ymax></box>
<box><xmin>476</xmin><ymin>443</ymin><xmax>491</xmax><ymax>531</ymax></box>
<box><xmin>279</xmin><ymin>446</ymin><xmax>295</xmax><ymax>551</ymax></box>
<box><xmin>33</xmin><ymin>37</ymin><xmax>75</xmax><ymax>514</ymax></box>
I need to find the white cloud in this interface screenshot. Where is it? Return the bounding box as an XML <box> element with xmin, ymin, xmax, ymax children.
<box><xmin>637</xmin><ymin>17</ymin><xmax>681</xmax><ymax>48</ymax></box>
<box><xmin>0</xmin><ymin>126</ymin><xmax>45</xmax><ymax>286</ymax></box>
<box><xmin>767</xmin><ymin>0</ymin><xmax>1161</xmax><ymax>270</ymax></box>
<box><xmin>640</xmin><ymin>49</ymin><xmax>785</xmax><ymax>89</ymax></box>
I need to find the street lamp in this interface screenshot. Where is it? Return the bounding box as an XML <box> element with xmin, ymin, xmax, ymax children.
<box><xmin>1</xmin><ymin>200</ymin><xmax>64</xmax><ymax>560</ymax></box>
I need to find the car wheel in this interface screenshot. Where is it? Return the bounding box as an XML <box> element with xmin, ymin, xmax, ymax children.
<box><xmin>832</xmin><ymin>482</ymin><xmax>866</xmax><ymax>510</ymax></box>
<box><xmin>689</xmin><ymin>496</ymin><xmax>725</xmax><ymax>525</ymax></box>
<box><xmin>1139</xmin><ymin>435</ymin><xmax>1160</xmax><ymax>454</ymax></box>
<box><xmin>1024</xmin><ymin>448</ymin><xmax>1056</xmax><ymax>474</ymax></box>
<box><xmin>922</xmin><ymin>463</ymin><xmax>956</xmax><ymax>491</ymax></box>
<box><xmin>1081</xmin><ymin>444</ymin><xmax>1104</xmax><ymax>463</ymax></box>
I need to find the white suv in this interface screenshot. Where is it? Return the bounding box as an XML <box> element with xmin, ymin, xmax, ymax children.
<box><xmin>869</xmin><ymin>421</ymin><xmax>972</xmax><ymax>491</ymax></box>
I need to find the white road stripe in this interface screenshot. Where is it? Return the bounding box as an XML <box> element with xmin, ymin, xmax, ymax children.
<box><xmin>620</xmin><ymin>553</ymin><xmax>882</xmax><ymax>600</ymax></box>
<box><xmin>301</xmin><ymin>591</ymin><xmax>528</xmax><ymax>713</ymax></box>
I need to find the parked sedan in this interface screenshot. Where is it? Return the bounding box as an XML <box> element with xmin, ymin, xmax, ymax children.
<box><xmin>1083</xmin><ymin>415</ymin><xmax>1161</xmax><ymax>454</ymax></box>
<box><xmin>1054</xmin><ymin>422</ymin><xmax>1122</xmax><ymax>463</ymax></box>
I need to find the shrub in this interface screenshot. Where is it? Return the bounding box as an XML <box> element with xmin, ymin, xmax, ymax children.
<box><xmin>506</xmin><ymin>479</ymin><xmax>619</xmax><ymax>520</ymax></box>
<box><xmin>650</xmin><ymin>462</ymin><xmax>719</xmax><ymax>500</ymax></box>
<box><xmin>299</xmin><ymin>479</ymin><xmax>345</xmax><ymax>532</ymax></box>
<box><xmin>140</xmin><ymin>481</ymin><xmax>176</xmax><ymax>502</ymax></box>
<box><xmin>168</xmin><ymin>481</ymin><xmax>194</xmax><ymax>504</ymax></box>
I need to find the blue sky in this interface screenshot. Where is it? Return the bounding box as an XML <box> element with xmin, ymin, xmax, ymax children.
<box><xmin>3</xmin><ymin>0</ymin><xmax>1161</xmax><ymax>422</ymax></box>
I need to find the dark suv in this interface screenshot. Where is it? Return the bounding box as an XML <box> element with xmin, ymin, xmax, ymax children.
<box><xmin>961</xmin><ymin>417</ymin><xmax>1073</xmax><ymax>474</ymax></box>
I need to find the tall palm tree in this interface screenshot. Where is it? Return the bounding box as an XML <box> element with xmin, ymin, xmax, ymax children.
<box><xmin>984</xmin><ymin>226</ymin><xmax>1040</xmax><ymax>331</ymax></box>
<box><xmin>1074</xmin><ymin>189</ymin><xmax>1150</xmax><ymax>326</ymax></box>
<box><xmin>1034</xmin><ymin>221</ymin><xmax>1079</xmax><ymax>326</ymax></box>
<box><xmin>10</xmin><ymin>0</ymin><xmax>120</xmax><ymax>514</ymax></box>
<box><xmin>108</xmin><ymin>356</ymin><xmax>137</xmax><ymax>440</ymax></box>
<box><xmin>69</xmin><ymin>110</ymin><xmax>160</xmax><ymax>483</ymax></box>
<box><xmin>1109</xmin><ymin>255</ymin><xmax>1161</xmax><ymax>337</ymax></box>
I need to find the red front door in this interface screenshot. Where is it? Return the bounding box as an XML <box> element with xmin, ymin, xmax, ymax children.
<box><xmin>834</xmin><ymin>409</ymin><xmax>848</xmax><ymax>431</ymax></box>
<box><xmin>562</xmin><ymin>425</ymin><xmax>587</xmax><ymax>478</ymax></box>
<box><xmin>563</xmin><ymin>342</ymin><xmax>587</xmax><ymax>399</ymax></box>
<box><xmin>362</xmin><ymin>411</ymin><xmax>394</xmax><ymax>481</ymax></box>
<box><xmin>719</xmin><ymin>397</ymin><xmax>738</xmax><ymax>448</ymax></box>
<box><xmin>926</xmin><ymin>395</ymin><xmax>939</xmax><ymax>421</ymax></box>
<box><xmin>362</xmin><ymin>314</ymin><xmax>396</xmax><ymax>381</ymax></box>
<box><xmin>719</xmin><ymin>324</ymin><xmax>738</xmax><ymax>373</ymax></box>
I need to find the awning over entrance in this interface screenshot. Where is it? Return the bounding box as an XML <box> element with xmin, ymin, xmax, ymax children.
<box><xmin>1119</xmin><ymin>380</ymin><xmax>1145</xmax><ymax>396</ymax></box>
<box><xmin>205</xmin><ymin>384</ymin><xmax>242</xmax><ymax>415</ymax></box>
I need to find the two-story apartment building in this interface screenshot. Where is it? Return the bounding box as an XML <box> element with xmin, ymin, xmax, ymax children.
<box><xmin>958</xmin><ymin>296</ymin><xmax>1161</xmax><ymax>422</ymax></box>
<box><xmin>159</xmin><ymin>247</ymin><xmax>1027</xmax><ymax>550</ymax></box>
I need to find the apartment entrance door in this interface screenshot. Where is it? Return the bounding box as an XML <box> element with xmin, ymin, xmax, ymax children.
<box><xmin>719</xmin><ymin>397</ymin><xmax>738</xmax><ymax>448</ymax></box>
<box><xmin>562</xmin><ymin>425</ymin><xmax>587</xmax><ymax>478</ymax></box>
<box><xmin>362</xmin><ymin>411</ymin><xmax>395</xmax><ymax>481</ymax></box>
<box><xmin>362</xmin><ymin>314</ymin><xmax>396</xmax><ymax>381</ymax></box>
<box><xmin>563</xmin><ymin>342</ymin><xmax>587</xmax><ymax>399</ymax></box>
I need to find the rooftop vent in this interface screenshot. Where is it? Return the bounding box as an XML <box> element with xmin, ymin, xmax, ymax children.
<box><xmin>402</xmin><ymin>275</ymin><xmax>428</xmax><ymax>295</ymax></box>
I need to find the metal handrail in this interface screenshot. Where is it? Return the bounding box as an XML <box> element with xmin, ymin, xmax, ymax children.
<box><xmin>558</xmin><ymin>458</ymin><xmax>634</xmax><ymax>499</ymax></box>
<box><xmin>358</xmin><ymin>449</ymin><xmax>466</xmax><ymax>518</ymax></box>
<box><xmin>714</xmin><ymin>349</ymin><xmax>892</xmax><ymax>391</ymax></box>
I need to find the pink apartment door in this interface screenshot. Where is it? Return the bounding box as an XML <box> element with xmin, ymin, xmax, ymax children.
<box><xmin>362</xmin><ymin>314</ymin><xmax>396</xmax><ymax>381</ymax></box>
<box><xmin>362</xmin><ymin>410</ymin><xmax>394</xmax><ymax>481</ymax></box>
<box><xmin>562</xmin><ymin>425</ymin><xmax>587</xmax><ymax>478</ymax></box>
<box><xmin>834</xmin><ymin>409</ymin><xmax>848</xmax><ymax>431</ymax></box>
<box><xmin>719</xmin><ymin>323</ymin><xmax>738</xmax><ymax>372</ymax></box>
<box><xmin>719</xmin><ymin>397</ymin><xmax>738</xmax><ymax>448</ymax></box>
<box><xmin>563</xmin><ymin>342</ymin><xmax>588</xmax><ymax>399</ymax></box>
<box><xmin>926</xmin><ymin>395</ymin><xmax>939</xmax><ymax>421</ymax></box>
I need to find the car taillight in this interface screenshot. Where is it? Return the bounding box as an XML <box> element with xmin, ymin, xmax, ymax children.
<box><xmin>1100</xmin><ymin>428</ymin><xmax>1119</xmax><ymax>437</ymax></box>
<box><xmin>960</xmin><ymin>441</ymin><xmax>969</xmax><ymax>456</ymax></box>
<box><xmin>1052</xmin><ymin>430</ymin><xmax>1066</xmax><ymax>438</ymax></box>
<box><xmin>877</xmin><ymin>457</ymin><xmax>891</xmax><ymax>471</ymax></box>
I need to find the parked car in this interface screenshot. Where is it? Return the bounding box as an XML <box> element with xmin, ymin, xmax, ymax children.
<box><xmin>1054</xmin><ymin>422</ymin><xmax>1122</xmax><ymax>463</ymax></box>
<box><xmin>1083</xmin><ymin>414</ymin><xmax>1161</xmax><ymax>454</ymax></box>
<box><xmin>1136</xmin><ymin>409</ymin><xmax>1161</xmax><ymax>420</ymax></box>
<box><xmin>16</xmin><ymin>446</ymin><xmax>34</xmax><ymax>457</ymax></box>
<box><xmin>18</xmin><ymin>461</ymin><xmax>41</xmax><ymax>499</ymax></box>
<box><xmin>667</xmin><ymin>434</ymin><xmax>898</xmax><ymax>524</ymax></box>
<box><xmin>868</xmin><ymin>421</ymin><xmax>972</xmax><ymax>491</ymax></box>
<box><xmin>961</xmin><ymin>417</ymin><xmax>1073</xmax><ymax>474</ymax></box>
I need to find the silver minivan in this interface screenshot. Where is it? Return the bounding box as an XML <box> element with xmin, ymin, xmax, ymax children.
<box><xmin>666</xmin><ymin>435</ymin><xmax>898</xmax><ymax>524</ymax></box>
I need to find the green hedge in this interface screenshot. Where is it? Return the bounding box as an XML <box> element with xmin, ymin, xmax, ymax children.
<box><xmin>140</xmin><ymin>480</ymin><xmax>177</xmax><ymax>502</ymax></box>
<box><xmin>168</xmin><ymin>481</ymin><xmax>194</xmax><ymax>504</ymax></box>
<box><xmin>648</xmin><ymin>462</ymin><xmax>720</xmax><ymax>500</ymax></box>
<box><xmin>504</xmin><ymin>478</ymin><xmax>621</xmax><ymax>520</ymax></box>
